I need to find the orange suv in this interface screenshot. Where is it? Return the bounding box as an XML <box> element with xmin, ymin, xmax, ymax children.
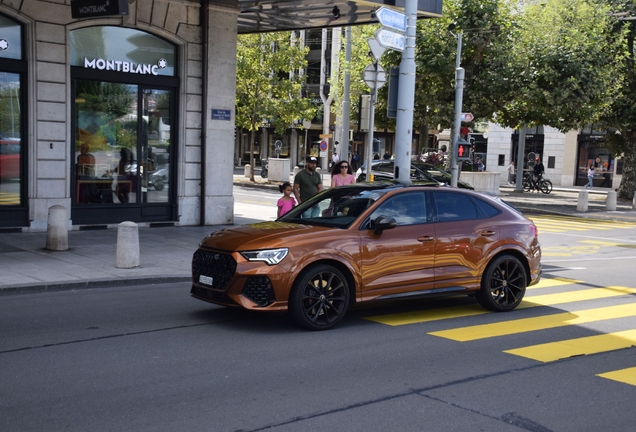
<box><xmin>191</xmin><ymin>183</ymin><xmax>541</xmax><ymax>330</ymax></box>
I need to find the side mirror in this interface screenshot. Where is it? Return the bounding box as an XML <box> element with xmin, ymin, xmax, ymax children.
<box><xmin>371</xmin><ymin>216</ymin><xmax>397</xmax><ymax>235</ymax></box>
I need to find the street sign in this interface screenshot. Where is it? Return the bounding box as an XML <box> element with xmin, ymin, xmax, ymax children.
<box><xmin>367</xmin><ymin>37</ymin><xmax>386</xmax><ymax>62</ymax></box>
<box><xmin>461</xmin><ymin>113</ymin><xmax>474</xmax><ymax>122</ymax></box>
<box><xmin>374</xmin><ymin>28</ymin><xmax>405</xmax><ymax>52</ymax></box>
<box><xmin>375</xmin><ymin>6</ymin><xmax>406</xmax><ymax>33</ymax></box>
<box><xmin>319</xmin><ymin>141</ymin><xmax>328</xmax><ymax>151</ymax></box>
<box><xmin>363</xmin><ymin>63</ymin><xmax>386</xmax><ymax>90</ymax></box>
<box><xmin>319</xmin><ymin>133</ymin><xmax>332</xmax><ymax>138</ymax></box>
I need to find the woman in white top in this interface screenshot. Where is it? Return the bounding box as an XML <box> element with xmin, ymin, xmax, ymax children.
<box><xmin>586</xmin><ymin>165</ymin><xmax>595</xmax><ymax>189</ymax></box>
<box><xmin>507</xmin><ymin>161</ymin><xmax>515</xmax><ymax>185</ymax></box>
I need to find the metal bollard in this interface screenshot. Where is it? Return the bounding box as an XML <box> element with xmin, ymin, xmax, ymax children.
<box><xmin>116</xmin><ymin>221</ymin><xmax>140</xmax><ymax>269</ymax></box>
<box><xmin>633</xmin><ymin>194</ymin><xmax>636</xmax><ymax>211</ymax></box>
<box><xmin>577</xmin><ymin>190</ymin><xmax>588</xmax><ymax>212</ymax></box>
<box><xmin>244</xmin><ymin>164</ymin><xmax>250</xmax><ymax>178</ymax></box>
<box><xmin>606</xmin><ymin>191</ymin><xmax>617</xmax><ymax>211</ymax></box>
<box><xmin>46</xmin><ymin>205</ymin><xmax>68</xmax><ymax>251</ymax></box>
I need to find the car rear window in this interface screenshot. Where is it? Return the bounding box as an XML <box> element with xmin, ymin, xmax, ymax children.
<box><xmin>434</xmin><ymin>191</ymin><xmax>477</xmax><ymax>222</ymax></box>
<box><xmin>471</xmin><ymin>196</ymin><xmax>501</xmax><ymax>218</ymax></box>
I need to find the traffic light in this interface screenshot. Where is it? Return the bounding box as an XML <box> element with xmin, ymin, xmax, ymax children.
<box><xmin>456</xmin><ymin>139</ymin><xmax>472</xmax><ymax>160</ymax></box>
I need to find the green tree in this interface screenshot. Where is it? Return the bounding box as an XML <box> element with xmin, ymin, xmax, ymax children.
<box><xmin>236</xmin><ymin>31</ymin><xmax>315</xmax><ymax>181</ymax></box>
<box><xmin>595</xmin><ymin>0</ymin><xmax>636</xmax><ymax>199</ymax></box>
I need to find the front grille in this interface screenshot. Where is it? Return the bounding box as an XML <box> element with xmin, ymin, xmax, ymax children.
<box><xmin>243</xmin><ymin>277</ymin><xmax>276</xmax><ymax>307</ymax></box>
<box><xmin>192</xmin><ymin>249</ymin><xmax>237</xmax><ymax>291</ymax></box>
<box><xmin>191</xmin><ymin>285</ymin><xmax>238</xmax><ymax>306</ymax></box>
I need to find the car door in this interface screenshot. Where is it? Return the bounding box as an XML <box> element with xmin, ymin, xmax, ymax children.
<box><xmin>432</xmin><ymin>191</ymin><xmax>499</xmax><ymax>290</ymax></box>
<box><xmin>358</xmin><ymin>191</ymin><xmax>436</xmax><ymax>300</ymax></box>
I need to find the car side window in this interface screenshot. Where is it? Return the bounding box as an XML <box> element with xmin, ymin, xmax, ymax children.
<box><xmin>376</xmin><ymin>162</ymin><xmax>394</xmax><ymax>174</ymax></box>
<box><xmin>434</xmin><ymin>192</ymin><xmax>477</xmax><ymax>222</ymax></box>
<box><xmin>472</xmin><ymin>197</ymin><xmax>501</xmax><ymax>218</ymax></box>
<box><xmin>367</xmin><ymin>192</ymin><xmax>427</xmax><ymax>226</ymax></box>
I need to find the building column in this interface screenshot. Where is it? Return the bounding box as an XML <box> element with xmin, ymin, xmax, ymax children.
<box><xmin>202</xmin><ymin>1</ymin><xmax>239</xmax><ymax>225</ymax></box>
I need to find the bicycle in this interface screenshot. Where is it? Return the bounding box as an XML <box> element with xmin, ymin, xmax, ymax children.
<box><xmin>522</xmin><ymin>172</ymin><xmax>552</xmax><ymax>194</ymax></box>
<box><xmin>260</xmin><ymin>158</ymin><xmax>268</xmax><ymax>178</ymax></box>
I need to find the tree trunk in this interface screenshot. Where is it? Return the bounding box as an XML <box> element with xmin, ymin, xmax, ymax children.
<box><xmin>617</xmin><ymin>134</ymin><xmax>636</xmax><ymax>200</ymax></box>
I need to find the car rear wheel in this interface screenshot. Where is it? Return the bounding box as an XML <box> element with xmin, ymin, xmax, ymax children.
<box><xmin>476</xmin><ymin>255</ymin><xmax>527</xmax><ymax>312</ymax></box>
<box><xmin>289</xmin><ymin>264</ymin><xmax>350</xmax><ymax>330</ymax></box>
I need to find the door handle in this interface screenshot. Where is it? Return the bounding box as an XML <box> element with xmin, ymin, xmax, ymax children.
<box><xmin>417</xmin><ymin>236</ymin><xmax>434</xmax><ymax>242</ymax></box>
<box><xmin>480</xmin><ymin>230</ymin><xmax>496</xmax><ymax>237</ymax></box>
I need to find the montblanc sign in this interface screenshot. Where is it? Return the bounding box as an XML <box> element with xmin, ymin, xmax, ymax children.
<box><xmin>83</xmin><ymin>57</ymin><xmax>168</xmax><ymax>75</ymax></box>
<box><xmin>71</xmin><ymin>0</ymin><xmax>128</xmax><ymax>19</ymax></box>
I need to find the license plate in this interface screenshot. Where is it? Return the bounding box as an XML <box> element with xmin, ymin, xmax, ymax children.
<box><xmin>199</xmin><ymin>275</ymin><xmax>214</xmax><ymax>286</ymax></box>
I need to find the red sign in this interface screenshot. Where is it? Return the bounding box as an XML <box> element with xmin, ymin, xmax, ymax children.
<box><xmin>320</xmin><ymin>140</ymin><xmax>328</xmax><ymax>151</ymax></box>
<box><xmin>461</xmin><ymin>113</ymin><xmax>474</xmax><ymax>122</ymax></box>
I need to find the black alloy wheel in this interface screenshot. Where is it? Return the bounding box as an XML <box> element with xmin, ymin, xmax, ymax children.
<box><xmin>476</xmin><ymin>255</ymin><xmax>527</xmax><ymax>312</ymax></box>
<box><xmin>289</xmin><ymin>264</ymin><xmax>350</xmax><ymax>330</ymax></box>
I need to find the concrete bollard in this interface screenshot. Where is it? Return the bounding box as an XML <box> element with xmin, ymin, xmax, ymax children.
<box><xmin>244</xmin><ymin>164</ymin><xmax>250</xmax><ymax>178</ymax></box>
<box><xmin>606</xmin><ymin>191</ymin><xmax>617</xmax><ymax>211</ymax></box>
<box><xmin>293</xmin><ymin>166</ymin><xmax>300</xmax><ymax>176</ymax></box>
<box><xmin>116</xmin><ymin>221</ymin><xmax>140</xmax><ymax>269</ymax></box>
<box><xmin>577</xmin><ymin>190</ymin><xmax>589</xmax><ymax>212</ymax></box>
<box><xmin>46</xmin><ymin>205</ymin><xmax>68</xmax><ymax>251</ymax></box>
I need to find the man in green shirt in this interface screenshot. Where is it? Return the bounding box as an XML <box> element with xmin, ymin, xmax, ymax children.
<box><xmin>294</xmin><ymin>156</ymin><xmax>323</xmax><ymax>218</ymax></box>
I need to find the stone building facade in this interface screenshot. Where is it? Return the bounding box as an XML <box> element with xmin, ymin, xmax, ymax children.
<box><xmin>0</xmin><ymin>0</ymin><xmax>237</xmax><ymax>231</ymax></box>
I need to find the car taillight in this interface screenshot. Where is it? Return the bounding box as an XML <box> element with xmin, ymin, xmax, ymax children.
<box><xmin>528</xmin><ymin>223</ymin><xmax>538</xmax><ymax>238</ymax></box>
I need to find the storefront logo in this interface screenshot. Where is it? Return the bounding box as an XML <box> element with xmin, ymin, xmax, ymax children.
<box><xmin>0</xmin><ymin>39</ymin><xmax>9</xmax><ymax>51</ymax></box>
<box><xmin>83</xmin><ymin>57</ymin><xmax>168</xmax><ymax>75</ymax></box>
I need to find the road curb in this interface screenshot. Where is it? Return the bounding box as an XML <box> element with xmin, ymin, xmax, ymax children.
<box><xmin>0</xmin><ymin>275</ymin><xmax>191</xmax><ymax>296</ymax></box>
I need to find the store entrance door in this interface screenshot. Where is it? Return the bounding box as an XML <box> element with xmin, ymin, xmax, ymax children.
<box><xmin>72</xmin><ymin>80</ymin><xmax>175</xmax><ymax>225</ymax></box>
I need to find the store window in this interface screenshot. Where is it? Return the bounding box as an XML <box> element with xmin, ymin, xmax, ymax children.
<box><xmin>0</xmin><ymin>14</ymin><xmax>27</xmax><ymax>227</ymax></box>
<box><xmin>576</xmin><ymin>134</ymin><xmax>613</xmax><ymax>188</ymax></box>
<box><xmin>70</xmin><ymin>26</ymin><xmax>177</xmax><ymax>224</ymax></box>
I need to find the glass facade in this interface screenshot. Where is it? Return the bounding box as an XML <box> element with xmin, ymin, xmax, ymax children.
<box><xmin>0</xmin><ymin>14</ymin><xmax>26</xmax><ymax>226</ymax></box>
<box><xmin>71</xmin><ymin>27</ymin><xmax>177</xmax><ymax>224</ymax></box>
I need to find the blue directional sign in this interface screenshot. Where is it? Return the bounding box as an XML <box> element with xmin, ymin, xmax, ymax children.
<box><xmin>376</xmin><ymin>6</ymin><xmax>406</xmax><ymax>33</ymax></box>
<box><xmin>375</xmin><ymin>28</ymin><xmax>405</xmax><ymax>52</ymax></box>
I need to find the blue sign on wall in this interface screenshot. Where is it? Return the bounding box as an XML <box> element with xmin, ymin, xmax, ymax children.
<box><xmin>211</xmin><ymin>109</ymin><xmax>231</xmax><ymax>121</ymax></box>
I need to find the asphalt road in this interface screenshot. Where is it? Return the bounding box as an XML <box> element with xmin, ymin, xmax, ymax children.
<box><xmin>2</xmin><ymin>205</ymin><xmax>636</xmax><ymax>431</ymax></box>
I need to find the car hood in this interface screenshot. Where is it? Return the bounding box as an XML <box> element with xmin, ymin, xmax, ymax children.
<box><xmin>200</xmin><ymin>221</ymin><xmax>331</xmax><ymax>251</ymax></box>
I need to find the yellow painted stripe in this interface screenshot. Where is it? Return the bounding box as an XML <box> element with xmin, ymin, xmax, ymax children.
<box><xmin>365</xmin><ymin>304</ymin><xmax>488</xmax><ymax>326</ymax></box>
<box><xmin>580</xmin><ymin>240</ymin><xmax>636</xmax><ymax>249</ymax></box>
<box><xmin>528</xmin><ymin>277</ymin><xmax>581</xmax><ymax>290</ymax></box>
<box><xmin>597</xmin><ymin>367</ymin><xmax>636</xmax><ymax>387</ymax></box>
<box><xmin>429</xmin><ymin>302</ymin><xmax>636</xmax><ymax>342</ymax></box>
<box><xmin>504</xmin><ymin>330</ymin><xmax>636</xmax><ymax>363</ymax></box>
<box><xmin>521</xmin><ymin>287</ymin><xmax>636</xmax><ymax>306</ymax></box>
<box><xmin>364</xmin><ymin>279</ymin><xmax>603</xmax><ymax>327</ymax></box>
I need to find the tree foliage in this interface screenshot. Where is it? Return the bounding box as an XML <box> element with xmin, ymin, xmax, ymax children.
<box><xmin>236</xmin><ymin>32</ymin><xmax>315</xmax><ymax>180</ymax></box>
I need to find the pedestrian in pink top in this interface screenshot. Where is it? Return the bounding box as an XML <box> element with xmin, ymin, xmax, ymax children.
<box><xmin>277</xmin><ymin>181</ymin><xmax>296</xmax><ymax>217</ymax></box>
<box><xmin>330</xmin><ymin>161</ymin><xmax>356</xmax><ymax>187</ymax></box>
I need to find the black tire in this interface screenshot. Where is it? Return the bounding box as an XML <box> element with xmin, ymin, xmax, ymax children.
<box><xmin>541</xmin><ymin>179</ymin><xmax>552</xmax><ymax>194</ymax></box>
<box><xmin>289</xmin><ymin>264</ymin><xmax>350</xmax><ymax>330</ymax></box>
<box><xmin>154</xmin><ymin>181</ymin><xmax>165</xmax><ymax>191</ymax></box>
<box><xmin>476</xmin><ymin>255</ymin><xmax>527</xmax><ymax>312</ymax></box>
<box><xmin>260</xmin><ymin>168</ymin><xmax>268</xmax><ymax>178</ymax></box>
<box><xmin>522</xmin><ymin>180</ymin><xmax>532</xmax><ymax>193</ymax></box>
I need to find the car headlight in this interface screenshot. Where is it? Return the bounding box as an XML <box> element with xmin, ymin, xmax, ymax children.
<box><xmin>240</xmin><ymin>248</ymin><xmax>288</xmax><ymax>265</ymax></box>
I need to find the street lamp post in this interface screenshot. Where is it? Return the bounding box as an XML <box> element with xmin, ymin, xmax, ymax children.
<box><xmin>450</xmin><ymin>30</ymin><xmax>464</xmax><ymax>188</ymax></box>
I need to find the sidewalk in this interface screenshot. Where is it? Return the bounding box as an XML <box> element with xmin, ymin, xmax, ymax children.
<box><xmin>1</xmin><ymin>179</ymin><xmax>635</xmax><ymax>295</ymax></box>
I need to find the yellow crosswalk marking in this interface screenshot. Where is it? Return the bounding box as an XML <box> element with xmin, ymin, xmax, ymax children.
<box><xmin>430</xmin><ymin>302</ymin><xmax>636</xmax><ymax>342</ymax></box>
<box><xmin>529</xmin><ymin>215</ymin><xmax>636</xmax><ymax>233</ymax></box>
<box><xmin>580</xmin><ymin>240</ymin><xmax>636</xmax><ymax>249</ymax></box>
<box><xmin>597</xmin><ymin>366</ymin><xmax>636</xmax><ymax>387</ymax></box>
<box><xmin>528</xmin><ymin>277</ymin><xmax>581</xmax><ymax>290</ymax></box>
<box><xmin>504</xmin><ymin>330</ymin><xmax>636</xmax><ymax>363</ymax></box>
<box><xmin>364</xmin><ymin>278</ymin><xmax>595</xmax><ymax>326</ymax></box>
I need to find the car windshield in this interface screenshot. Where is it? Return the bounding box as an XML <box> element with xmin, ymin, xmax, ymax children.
<box><xmin>278</xmin><ymin>185</ymin><xmax>392</xmax><ymax>228</ymax></box>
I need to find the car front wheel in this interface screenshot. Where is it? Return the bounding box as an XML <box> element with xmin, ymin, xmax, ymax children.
<box><xmin>476</xmin><ymin>255</ymin><xmax>527</xmax><ymax>312</ymax></box>
<box><xmin>289</xmin><ymin>264</ymin><xmax>350</xmax><ymax>330</ymax></box>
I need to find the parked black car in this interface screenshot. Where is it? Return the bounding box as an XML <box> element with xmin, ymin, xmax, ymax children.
<box><xmin>356</xmin><ymin>160</ymin><xmax>474</xmax><ymax>189</ymax></box>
